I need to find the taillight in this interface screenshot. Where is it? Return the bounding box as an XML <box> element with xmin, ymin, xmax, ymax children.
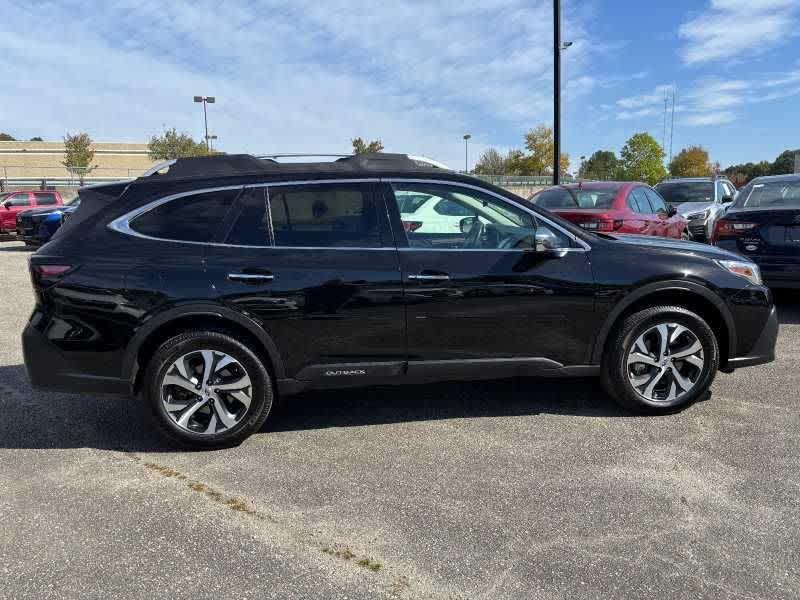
<box><xmin>403</xmin><ymin>220</ymin><xmax>423</xmax><ymax>233</ymax></box>
<box><xmin>30</xmin><ymin>263</ymin><xmax>73</xmax><ymax>287</ymax></box>
<box><xmin>712</xmin><ymin>219</ymin><xmax>757</xmax><ymax>243</ymax></box>
<box><xmin>579</xmin><ymin>219</ymin><xmax>623</xmax><ymax>232</ymax></box>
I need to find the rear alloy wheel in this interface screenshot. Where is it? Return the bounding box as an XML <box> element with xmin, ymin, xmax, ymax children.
<box><xmin>146</xmin><ymin>330</ymin><xmax>273</xmax><ymax>448</ymax></box>
<box><xmin>602</xmin><ymin>306</ymin><xmax>719</xmax><ymax>413</ymax></box>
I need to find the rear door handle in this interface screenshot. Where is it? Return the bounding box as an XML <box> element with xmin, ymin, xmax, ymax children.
<box><xmin>228</xmin><ymin>272</ymin><xmax>275</xmax><ymax>283</ymax></box>
<box><xmin>407</xmin><ymin>273</ymin><xmax>450</xmax><ymax>281</ymax></box>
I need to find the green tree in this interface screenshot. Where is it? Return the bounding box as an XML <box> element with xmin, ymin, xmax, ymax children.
<box><xmin>148</xmin><ymin>128</ymin><xmax>209</xmax><ymax>160</ymax></box>
<box><xmin>62</xmin><ymin>132</ymin><xmax>96</xmax><ymax>184</ymax></box>
<box><xmin>669</xmin><ymin>145</ymin><xmax>713</xmax><ymax>177</ymax></box>
<box><xmin>724</xmin><ymin>160</ymin><xmax>772</xmax><ymax>186</ymax></box>
<box><xmin>352</xmin><ymin>137</ymin><xmax>384</xmax><ymax>154</ymax></box>
<box><xmin>504</xmin><ymin>149</ymin><xmax>528</xmax><ymax>175</ymax></box>
<box><xmin>770</xmin><ymin>148</ymin><xmax>800</xmax><ymax>175</ymax></box>
<box><xmin>619</xmin><ymin>132</ymin><xmax>667</xmax><ymax>185</ymax></box>
<box><xmin>580</xmin><ymin>150</ymin><xmax>620</xmax><ymax>180</ymax></box>
<box><xmin>473</xmin><ymin>148</ymin><xmax>506</xmax><ymax>174</ymax></box>
<box><xmin>29</xmin><ymin>136</ymin><xmax>43</xmax><ymax>142</ymax></box>
<box><xmin>0</xmin><ymin>132</ymin><xmax>15</xmax><ymax>141</ymax></box>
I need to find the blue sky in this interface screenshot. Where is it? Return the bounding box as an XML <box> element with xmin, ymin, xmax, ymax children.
<box><xmin>2</xmin><ymin>0</ymin><xmax>799</xmax><ymax>171</ymax></box>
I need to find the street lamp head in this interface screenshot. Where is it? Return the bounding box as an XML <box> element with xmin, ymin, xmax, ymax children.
<box><xmin>193</xmin><ymin>96</ymin><xmax>203</xmax><ymax>102</ymax></box>
<box><xmin>463</xmin><ymin>134</ymin><xmax>471</xmax><ymax>141</ymax></box>
<box><xmin>562</xmin><ymin>41</ymin><xmax>573</xmax><ymax>49</ymax></box>
<box><xmin>206</xmin><ymin>97</ymin><xmax>216</xmax><ymax>104</ymax></box>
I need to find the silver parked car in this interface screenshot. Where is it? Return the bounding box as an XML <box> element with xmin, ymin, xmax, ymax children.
<box><xmin>655</xmin><ymin>177</ymin><xmax>737</xmax><ymax>242</ymax></box>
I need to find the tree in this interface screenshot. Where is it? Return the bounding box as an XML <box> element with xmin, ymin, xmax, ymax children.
<box><xmin>62</xmin><ymin>132</ymin><xmax>96</xmax><ymax>184</ymax></box>
<box><xmin>522</xmin><ymin>125</ymin><xmax>569</xmax><ymax>175</ymax></box>
<box><xmin>724</xmin><ymin>160</ymin><xmax>772</xmax><ymax>186</ymax></box>
<box><xmin>504</xmin><ymin>149</ymin><xmax>528</xmax><ymax>175</ymax></box>
<box><xmin>473</xmin><ymin>148</ymin><xmax>506</xmax><ymax>174</ymax></box>
<box><xmin>619</xmin><ymin>132</ymin><xmax>667</xmax><ymax>185</ymax></box>
<box><xmin>579</xmin><ymin>150</ymin><xmax>620</xmax><ymax>180</ymax></box>
<box><xmin>0</xmin><ymin>132</ymin><xmax>15</xmax><ymax>141</ymax></box>
<box><xmin>352</xmin><ymin>137</ymin><xmax>384</xmax><ymax>154</ymax></box>
<box><xmin>148</xmin><ymin>128</ymin><xmax>209</xmax><ymax>160</ymax></box>
<box><xmin>770</xmin><ymin>149</ymin><xmax>800</xmax><ymax>175</ymax></box>
<box><xmin>29</xmin><ymin>137</ymin><xmax>43</xmax><ymax>142</ymax></box>
<box><xmin>669</xmin><ymin>145</ymin><xmax>713</xmax><ymax>177</ymax></box>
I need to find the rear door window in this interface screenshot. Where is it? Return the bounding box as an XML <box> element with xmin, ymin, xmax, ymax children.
<box><xmin>268</xmin><ymin>183</ymin><xmax>383</xmax><ymax>248</ymax></box>
<box><xmin>222</xmin><ymin>187</ymin><xmax>271</xmax><ymax>246</ymax></box>
<box><xmin>130</xmin><ymin>189</ymin><xmax>239</xmax><ymax>242</ymax></box>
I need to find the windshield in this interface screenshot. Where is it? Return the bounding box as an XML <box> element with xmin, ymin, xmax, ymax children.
<box><xmin>655</xmin><ymin>182</ymin><xmax>713</xmax><ymax>204</ymax></box>
<box><xmin>732</xmin><ymin>180</ymin><xmax>800</xmax><ymax>209</ymax></box>
<box><xmin>396</xmin><ymin>192</ymin><xmax>430</xmax><ymax>214</ymax></box>
<box><xmin>531</xmin><ymin>186</ymin><xmax>619</xmax><ymax>210</ymax></box>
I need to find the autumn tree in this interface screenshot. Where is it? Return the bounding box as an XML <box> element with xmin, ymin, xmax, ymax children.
<box><xmin>580</xmin><ymin>150</ymin><xmax>620</xmax><ymax>180</ymax></box>
<box><xmin>148</xmin><ymin>128</ymin><xmax>209</xmax><ymax>160</ymax></box>
<box><xmin>62</xmin><ymin>132</ymin><xmax>96</xmax><ymax>184</ymax></box>
<box><xmin>669</xmin><ymin>145</ymin><xmax>713</xmax><ymax>177</ymax></box>
<box><xmin>352</xmin><ymin>138</ymin><xmax>384</xmax><ymax>154</ymax></box>
<box><xmin>522</xmin><ymin>125</ymin><xmax>570</xmax><ymax>175</ymax></box>
<box><xmin>619</xmin><ymin>132</ymin><xmax>667</xmax><ymax>185</ymax></box>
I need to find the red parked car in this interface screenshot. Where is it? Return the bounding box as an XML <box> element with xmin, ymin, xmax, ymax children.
<box><xmin>0</xmin><ymin>190</ymin><xmax>64</xmax><ymax>235</ymax></box>
<box><xmin>529</xmin><ymin>182</ymin><xmax>689</xmax><ymax>239</ymax></box>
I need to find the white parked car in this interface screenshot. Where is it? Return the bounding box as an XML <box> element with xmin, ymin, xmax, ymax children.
<box><xmin>397</xmin><ymin>189</ymin><xmax>520</xmax><ymax>235</ymax></box>
<box><xmin>654</xmin><ymin>177</ymin><xmax>737</xmax><ymax>242</ymax></box>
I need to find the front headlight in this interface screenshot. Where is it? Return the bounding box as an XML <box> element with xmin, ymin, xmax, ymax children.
<box><xmin>687</xmin><ymin>209</ymin><xmax>711</xmax><ymax>221</ymax></box>
<box><xmin>718</xmin><ymin>259</ymin><xmax>762</xmax><ymax>286</ymax></box>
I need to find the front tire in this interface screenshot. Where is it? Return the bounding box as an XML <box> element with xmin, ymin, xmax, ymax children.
<box><xmin>144</xmin><ymin>330</ymin><xmax>274</xmax><ymax>448</ymax></box>
<box><xmin>602</xmin><ymin>306</ymin><xmax>719</xmax><ymax>413</ymax></box>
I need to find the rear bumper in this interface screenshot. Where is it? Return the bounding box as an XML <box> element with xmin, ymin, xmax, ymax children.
<box><xmin>23</xmin><ymin>316</ymin><xmax>130</xmax><ymax>395</ymax></box>
<box><xmin>724</xmin><ymin>306</ymin><xmax>778</xmax><ymax>370</ymax></box>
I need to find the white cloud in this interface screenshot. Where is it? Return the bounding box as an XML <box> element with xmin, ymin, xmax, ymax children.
<box><xmin>679</xmin><ymin>0</ymin><xmax>798</xmax><ymax>65</ymax></box>
<box><xmin>682</xmin><ymin>111</ymin><xmax>736</xmax><ymax>126</ymax></box>
<box><xmin>0</xmin><ymin>0</ymin><xmax>613</xmax><ymax>168</ymax></box>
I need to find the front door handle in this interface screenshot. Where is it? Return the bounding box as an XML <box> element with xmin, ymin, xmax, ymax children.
<box><xmin>228</xmin><ymin>272</ymin><xmax>275</xmax><ymax>283</ymax></box>
<box><xmin>407</xmin><ymin>273</ymin><xmax>450</xmax><ymax>281</ymax></box>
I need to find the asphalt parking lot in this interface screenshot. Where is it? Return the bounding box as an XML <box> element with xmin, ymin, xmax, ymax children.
<box><xmin>1</xmin><ymin>240</ymin><xmax>798</xmax><ymax>600</ymax></box>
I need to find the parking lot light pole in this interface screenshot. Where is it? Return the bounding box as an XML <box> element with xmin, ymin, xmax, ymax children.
<box><xmin>553</xmin><ymin>0</ymin><xmax>562</xmax><ymax>186</ymax></box>
<box><xmin>463</xmin><ymin>134</ymin><xmax>471</xmax><ymax>173</ymax></box>
<box><xmin>193</xmin><ymin>96</ymin><xmax>216</xmax><ymax>151</ymax></box>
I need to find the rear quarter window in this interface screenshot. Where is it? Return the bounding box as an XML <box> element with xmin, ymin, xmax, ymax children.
<box><xmin>130</xmin><ymin>189</ymin><xmax>239</xmax><ymax>242</ymax></box>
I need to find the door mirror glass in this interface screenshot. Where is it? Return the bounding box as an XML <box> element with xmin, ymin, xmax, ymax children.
<box><xmin>535</xmin><ymin>229</ymin><xmax>559</xmax><ymax>251</ymax></box>
<box><xmin>2</xmin><ymin>201</ymin><xmax>10</xmax><ymax>209</ymax></box>
<box><xmin>459</xmin><ymin>216</ymin><xmax>478</xmax><ymax>234</ymax></box>
<box><xmin>722</xmin><ymin>195</ymin><xmax>733</xmax><ymax>204</ymax></box>
<box><xmin>667</xmin><ymin>205</ymin><xmax>678</xmax><ymax>217</ymax></box>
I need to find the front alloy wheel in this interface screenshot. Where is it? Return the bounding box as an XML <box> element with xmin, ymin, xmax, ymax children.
<box><xmin>626</xmin><ymin>323</ymin><xmax>704</xmax><ymax>403</ymax></box>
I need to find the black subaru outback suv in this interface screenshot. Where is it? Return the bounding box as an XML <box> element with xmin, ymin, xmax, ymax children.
<box><xmin>23</xmin><ymin>153</ymin><xmax>777</xmax><ymax>448</ymax></box>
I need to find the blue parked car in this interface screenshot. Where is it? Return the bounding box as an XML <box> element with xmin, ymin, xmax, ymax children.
<box><xmin>16</xmin><ymin>197</ymin><xmax>80</xmax><ymax>246</ymax></box>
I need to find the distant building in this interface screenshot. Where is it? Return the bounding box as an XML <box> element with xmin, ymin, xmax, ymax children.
<box><xmin>0</xmin><ymin>141</ymin><xmax>157</xmax><ymax>188</ymax></box>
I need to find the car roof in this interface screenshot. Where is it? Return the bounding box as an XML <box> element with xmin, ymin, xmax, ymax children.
<box><xmin>657</xmin><ymin>177</ymin><xmax>721</xmax><ymax>184</ymax></box>
<box><xmin>750</xmin><ymin>173</ymin><xmax>800</xmax><ymax>184</ymax></box>
<box><xmin>558</xmin><ymin>181</ymin><xmax>635</xmax><ymax>190</ymax></box>
<box><xmin>139</xmin><ymin>153</ymin><xmax>451</xmax><ymax>183</ymax></box>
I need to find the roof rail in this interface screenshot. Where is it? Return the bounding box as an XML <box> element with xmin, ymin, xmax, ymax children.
<box><xmin>142</xmin><ymin>159</ymin><xmax>177</xmax><ymax>177</ymax></box>
<box><xmin>407</xmin><ymin>155</ymin><xmax>451</xmax><ymax>170</ymax></box>
<box><xmin>256</xmin><ymin>153</ymin><xmax>351</xmax><ymax>160</ymax></box>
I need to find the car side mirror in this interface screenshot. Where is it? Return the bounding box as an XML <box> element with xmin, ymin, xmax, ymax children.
<box><xmin>722</xmin><ymin>195</ymin><xmax>733</xmax><ymax>205</ymax></box>
<box><xmin>667</xmin><ymin>205</ymin><xmax>678</xmax><ymax>217</ymax></box>
<box><xmin>2</xmin><ymin>201</ymin><xmax>10</xmax><ymax>210</ymax></box>
<box><xmin>459</xmin><ymin>216</ymin><xmax>478</xmax><ymax>234</ymax></box>
<box><xmin>535</xmin><ymin>229</ymin><xmax>558</xmax><ymax>252</ymax></box>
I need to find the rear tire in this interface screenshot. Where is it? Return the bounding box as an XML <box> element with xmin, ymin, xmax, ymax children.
<box><xmin>144</xmin><ymin>330</ymin><xmax>273</xmax><ymax>448</ymax></box>
<box><xmin>601</xmin><ymin>305</ymin><xmax>719</xmax><ymax>414</ymax></box>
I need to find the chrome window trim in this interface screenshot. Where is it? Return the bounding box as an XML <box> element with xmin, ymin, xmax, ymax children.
<box><xmin>384</xmin><ymin>178</ymin><xmax>591</xmax><ymax>251</ymax></box>
<box><xmin>108</xmin><ymin>176</ymin><xmax>591</xmax><ymax>252</ymax></box>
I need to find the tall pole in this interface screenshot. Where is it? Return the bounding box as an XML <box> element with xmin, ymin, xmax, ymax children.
<box><xmin>669</xmin><ymin>86</ymin><xmax>676</xmax><ymax>166</ymax></box>
<box><xmin>553</xmin><ymin>0</ymin><xmax>561</xmax><ymax>185</ymax></box>
<box><xmin>463</xmin><ymin>134</ymin><xmax>471</xmax><ymax>173</ymax></box>
<box><xmin>202</xmin><ymin>100</ymin><xmax>210</xmax><ymax>151</ymax></box>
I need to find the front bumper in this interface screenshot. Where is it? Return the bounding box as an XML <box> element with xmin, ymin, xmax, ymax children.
<box><xmin>724</xmin><ymin>305</ymin><xmax>778</xmax><ymax>370</ymax></box>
